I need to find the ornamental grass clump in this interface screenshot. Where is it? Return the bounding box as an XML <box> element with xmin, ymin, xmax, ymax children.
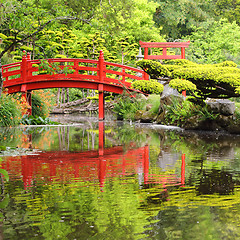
<box><xmin>0</xmin><ymin>93</ymin><xmax>22</xmax><ymax>127</ymax></box>
<box><xmin>164</xmin><ymin>98</ymin><xmax>219</xmax><ymax>127</ymax></box>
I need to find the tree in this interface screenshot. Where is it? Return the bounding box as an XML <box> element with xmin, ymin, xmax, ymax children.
<box><xmin>184</xmin><ymin>19</ymin><xmax>240</xmax><ymax>65</ymax></box>
<box><xmin>0</xmin><ymin>0</ymin><xmax>90</xmax><ymax>97</ymax></box>
<box><xmin>215</xmin><ymin>0</ymin><xmax>240</xmax><ymax>25</ymax></box>
<box><xmin>137</xmin><ymin>59</ymin><xmax>240</xmax><ymax>101</ymax></box>
<box><xmin>153</xmin><ymin>0</ymin><xmax>216</xmax><ymax>39</ymax></box>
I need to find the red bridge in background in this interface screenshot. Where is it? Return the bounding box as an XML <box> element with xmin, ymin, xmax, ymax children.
<box><xmin>2</xmin><ymin>50</ymin><xmax>145</xmax><ymax>120</ymax></box>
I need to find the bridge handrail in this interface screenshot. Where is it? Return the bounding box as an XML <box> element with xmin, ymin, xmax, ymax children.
<box><xmin>2</xmin><ymin>51</ymin><xmax>145</xmax><ymax>91</ymax></box>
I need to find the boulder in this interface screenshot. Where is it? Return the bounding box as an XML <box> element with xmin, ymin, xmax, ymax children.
<box><xmin>161</xmin><ymin>83</ymin><xmax>181</xmax><ymax>98</ymax></box>
<box><xmin>135</xmin><ymin>110</ymin><xmax>155</xmax><ymax>123</ymax></box>
<box><xmin>206</xmin><ymin>99</ymin><xmax>235</xmax><ymax>116</ymax></box>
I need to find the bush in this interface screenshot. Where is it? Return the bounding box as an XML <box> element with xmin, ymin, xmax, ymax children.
<box><xmin>131</xmin><ymin>79</ymin><xmax>164</xmax><ymax>94</ymax></box>
<box><xmin>113</xmin><ymin>92</ymin><xmax>145</xmax><ymax>120</ymax></box>
<box><xmin>32</xmin><ymin>90</ymin><xmax>54</xmax><ymax>117</ymax></box>
<box><xmin>21</xmin><ymin>115</ymin><xmax>58</xmax><ymax>125</ymax></box>
<box><xmin>164</xmin><ymin>98</ymin><xmax>218</xmax><ymax>126</ymax></box>
<box><xmin>0</xmin><ymin>94</ymin><xmax>21</xmax><ymax>126</ymax></box>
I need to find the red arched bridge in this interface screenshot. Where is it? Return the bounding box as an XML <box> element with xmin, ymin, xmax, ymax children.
<box><xmin>2</xmin><ymin>50</ymin><xmax>145</xmax><ymax>120</ymax></box>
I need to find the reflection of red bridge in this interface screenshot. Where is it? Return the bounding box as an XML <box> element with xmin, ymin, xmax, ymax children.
<box><xmin>2</xmin><ymin>51</ymin><xmax>145</xmax><ymax>120</ymax></box>
<box><xmin>2</xmin><ymin>145</ymin><xmax>150</xmax><ymax>189</ymax></box>
<box><xmin>2</xmin><ymin>146</ymin><xmax>186</xmax><ymax>190</ymax></box>
<box><xmin>1</xmin><ymin>122</ymin><xmax>186</xmax><ymax>189</ymax></box>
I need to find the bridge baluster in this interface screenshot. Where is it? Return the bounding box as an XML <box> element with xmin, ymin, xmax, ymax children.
<box><xmin>74</xmin><ymin>60</ymin><xmax>78</xmax><ymax>75</ymax></box>
<box><xmin>21</xmin><ymin>51</ymin><xmax>27</xmax><ymax>84</ymax></box>
<box><xmin>122</xmin><ymin>68</ymin><xmax>125</xmax><ymax>84</ymax></box>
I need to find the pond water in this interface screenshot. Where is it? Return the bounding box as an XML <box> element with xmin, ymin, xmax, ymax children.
<box><xmin>1</xmin><ymin>115</ymin><xmax>240</xmax><ymax>239</ymax></box>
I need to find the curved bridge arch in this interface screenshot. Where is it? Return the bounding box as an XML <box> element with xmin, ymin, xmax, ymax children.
<box><xmin>2</xmin><ymin>50</ymin><xmax>145</xmax><ymax>120</ymax></box>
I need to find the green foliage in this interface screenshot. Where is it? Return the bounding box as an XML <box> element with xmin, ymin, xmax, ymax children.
<box><xmin>32</xmin><ymin>92</ymin><xmax>48</xmax><ymax>117</ymax></box>
<box><xmin>0</xmin><ymin>169</ymin><xmax>9</xmax><ymax>182</ymax></box>
<box><xmin>169</xmin><ymin>78</ymin><xmax>197</xmax><ymax>92</ymax></box>
<box><xmin>138</xmin><ymin>59</ymin><xmax>240</xmax><ymax>100</ymax></box>
<box><xmin>215</xmin><ymin>0</ymin><xmax>240</xmax><ymax>25</ymax></box>
<box><xmin>0</xmin><ymin>94</ymin><xmax>21</xmax><ymax>127</ymax></box>
<box><xmin>147</xmin><ymin>94</ymin><xmax>161</xmax><ymax>114</ymax></box>
<box><xmin>185</xmin><ymin>19</ymin><xmax>240</xmax><ymax>65</ymax></box>
<box><xmin>36</xmin><ymin>60</ymin><xmax>74</xmax><ymax>75</ymax></box>
<box><xmin>21</xmin><ymin>114</ymin><xmax>58</xmax><ymax>125</ymax></box>
<box><xmin>164</xmin><ymin>98</ymin><xmax>219</xmax><ymax>126</ymax></box>
<box><xmin>153</xmin><ymin>0</ymin><xmax>216</xmax><ymax>39</ymax></box>
<box><xmin>136</xmin><ymin>60</ymin><xmax>171</xmax><ymax>79</ymax></box>
<box><xmin>164</xmin><ymin>98</ymin><xmax>196</xmax><ymax>125</ymax></box>
<box><xmin>113</xmin><ymin>92</ymin><xmax>145</xmax><ymax>120</ymax></box>
<box><xmin>132</xmin><ymin>79</ymin><xmax>164</xmax><ymax>94</ymax></box>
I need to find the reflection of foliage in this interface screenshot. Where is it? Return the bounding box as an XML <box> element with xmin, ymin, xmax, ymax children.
<box><xmin>4</xmin><ymin>176</ymin><xmax>157</xmax><ymax>239</ymax></box>
<box><xmin>0</xmin><ymin>161</ymin><xmax>9</xmax><ymax>221</ymax></box>
<box><xmin>197</xmin><ymin>169</ymin><xmax>234</xmax><ymax>195</ymax></box>
<box><xmin>114</xmin><ymin>125</ymin><xmax>146</xmax><ymax>146</ymax></box>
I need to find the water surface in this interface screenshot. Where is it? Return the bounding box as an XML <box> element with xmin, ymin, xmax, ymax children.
<box><xmin>0</xmin><ymin>116</ymin><xmax>240</xmax><ymax>239</ymax></box>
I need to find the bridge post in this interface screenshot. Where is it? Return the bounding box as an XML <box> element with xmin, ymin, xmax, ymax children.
<box><xmin>98</xmin><ymin>50</ymin><xmax>105</xmax><ymax>120</ymax></box>
<box><xmin>21</xmin><ymin>51</ymin><xmax>32</xmax><ymax>115</ymax></box>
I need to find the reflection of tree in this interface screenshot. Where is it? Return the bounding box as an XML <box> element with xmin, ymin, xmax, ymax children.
<box><xmin>197</xmin><ymin>169</ymin><xmax>234</xmax><ymax>195</ymax></box>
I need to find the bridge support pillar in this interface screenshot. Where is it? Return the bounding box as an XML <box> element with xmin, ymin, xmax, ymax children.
<box><xmin>98</xmin><ymin>84</ymin><xmax>105</xmax><ymax>120</ymax></box>
<box><xmin>22</xmin><ymin>90</ymin><xmax>32</xmax><ymax>115</ymax></box>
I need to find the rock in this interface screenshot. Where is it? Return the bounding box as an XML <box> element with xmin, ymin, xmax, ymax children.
<box><xmin>161</xmin><ymin>83</ymin><xmax>181</xmax><ymax>98</ymax></box>
<box><xmin>135</xmin><ymin>110</ymin><xmax>155</xmax><ymax>123</ymax></box>
<box><xmin>206</xmin><ymin>99</ymin><xmax>235</xmax><ymax>116</ymax></box>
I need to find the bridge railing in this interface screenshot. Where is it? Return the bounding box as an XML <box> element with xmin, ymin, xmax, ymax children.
<box><xmin>2</xmin><ymin>50</ymin><xmax>145</xmax><ymax>89</ymax></box>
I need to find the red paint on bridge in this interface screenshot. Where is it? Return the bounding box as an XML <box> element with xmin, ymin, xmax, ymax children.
<box><xmin>2</xmin><ymin>51</ymin><xmax>145</xmax><ymax>120</ymax></box>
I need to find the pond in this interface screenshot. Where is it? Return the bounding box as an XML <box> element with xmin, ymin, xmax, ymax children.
<box><xmin>1</xmin><ymin>115</ymin><xmax>240</xmax><ymax>239</ymax></box>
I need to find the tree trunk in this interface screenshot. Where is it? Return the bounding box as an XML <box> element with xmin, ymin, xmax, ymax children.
<box><xmin>66</xmin><ymin>88</ymin><xmax>69</xmax><ymax>102</ymax></box>
<box><xmin>57</xmin><ymin>88</ymin><xmax>61</xmax><ymax>106</ymax></box>
<box><xmin>61</xmin><ymin>88</ymin><xmax>65</xmax><ymax>104</ymax></box>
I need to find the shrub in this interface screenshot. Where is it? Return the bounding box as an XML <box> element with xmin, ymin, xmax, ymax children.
<box><xmin>131</xmin><ymin>79</ymin><xmax>164</xmax><ymax>94</ymax></box>
<box><xmin>164</xmin><ymin>98</ymin><xmax>219</xmax><ymax>126</ymax></box>
<box><xmin>32</xmin><ymin>90</ymin><xmax>54</xmax><ymax>117</ymax></box>
<box><xmin>0</xmin><ymin>93</ymin><xmax>22</xmax><ymax>126</ymax></box>
<box><xmin>136</xmin><ymin>60</ymin><xmax>171</xmax><ymax>78</ymax></box>
<box><xmin>21</xmin><ymin>115</ymin><xmax>58</xmax><ymax>125</ymax></box>
<box><xmin>113</xmin><ymin>92</ymin><xmax>145</xmax><ymax>120</ymax></box>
